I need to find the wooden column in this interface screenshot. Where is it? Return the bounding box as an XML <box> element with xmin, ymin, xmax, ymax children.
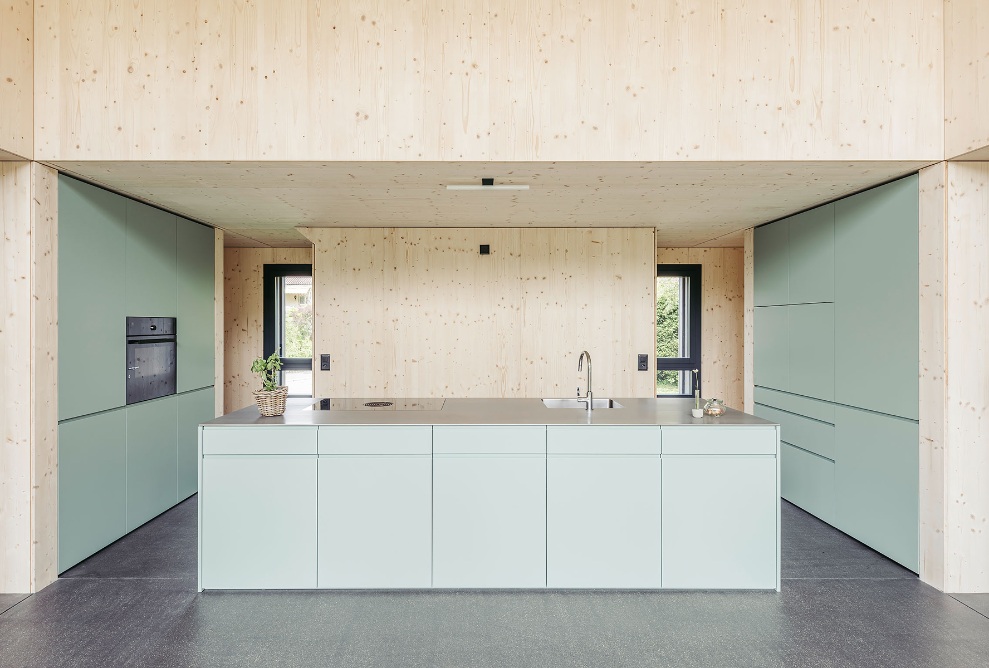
<box><xmin>919</xmin><ymin>161</ymin><xmax>989</xmax><ymax>593</ymax></box>
<box><xmin>0</xmin><ymin>162</ymin><xmax>58</xmax><ymax>594</ymax></box>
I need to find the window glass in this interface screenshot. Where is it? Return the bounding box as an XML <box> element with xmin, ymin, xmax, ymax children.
<box><xmin>656</xmin><ymin>265</ymin><xmax>702</xmax><ymax>398</ymax></box>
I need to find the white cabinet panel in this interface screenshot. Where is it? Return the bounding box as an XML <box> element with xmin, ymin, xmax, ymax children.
<box><xmin>317</xmin><ymin>455</ymin><xmax>432</xmax><ymax>588</ymax></box>
<box><xmin>547</xmin><ymin>455</ymin><xmax>662</xmax><ymax>588</ymax></box>
<box><xmin>200</xmin><ymin>455</ymin><xmax>317</xmax><ymax>589</ymax></box>
<box><xmin>318</xmin><ymin>425</ymin><xmax>431</xmax><ymax>455</ymax></box>
<box><xmin>433</xmin><ymin>425</ymin><xmax>545</xmax><ymax>454</ymax></box>
<box><xmin>662</xmin><ymin>456</ymin><xmax>778</xmax><ymax>589</ymax></box>
<box><xmin>433</xmin><ymin>455</ymin><xmax>546</xmax><ymax>588</ymax></box>
<box><xmin>547</xmin><ymin>425</ymin><xmax>660</xmax><ymax>455</ymax></box>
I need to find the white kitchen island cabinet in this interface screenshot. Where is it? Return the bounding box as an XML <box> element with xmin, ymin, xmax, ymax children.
<box><xmin>547</xmin><ymin>426</ymin><xmax>662</xmax><ymax>588</ymax></box>
<box><xmin>316</xmin><ymin>426</ymin><xmax>432</xmax><ymax>588</ymax></box>
<box><xmin>432</xmin><ymin>426</ymin><xmax>547</xmax><ymax>588</ymax></box>
<box><xmin>198</xmin><ymin>398</ymin><xmax>780</xmax><ymax>591</ymax></box>
<box><xmin>661</xmin><ymin>427</ymin><xmax>779</xmax><ymax>590</ymax></box>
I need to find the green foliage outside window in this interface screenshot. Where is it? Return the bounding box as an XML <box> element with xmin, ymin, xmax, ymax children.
<box><xmin>284</xmin><ymin>303</ymin><xmax>313</xmax><ymax>358</ymax></box>
<box><xmin>656</xmin><ymin>277</ymin><xmax>681</xmax><ymax>394</ymax></box>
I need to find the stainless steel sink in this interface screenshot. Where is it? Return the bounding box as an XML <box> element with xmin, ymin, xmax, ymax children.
<box><xmin>541</xmin><ymin>398</ymin><xmax>624</xmax><ymax>409</ymax></box>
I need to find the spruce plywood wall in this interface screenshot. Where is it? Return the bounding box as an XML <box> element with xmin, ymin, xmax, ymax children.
<box><xmin>656</xmin><ymin>247</ymin><xmax>745</xmax><ymax>410</ymax></box>
<box><xmin>223</xmin><ymin>247</ymin><xmax>313</xmax><ymax>412</ymax></box>
<box><xmin>300</xmin><ymin>228</ymin><xmax>656</xmax><ymax>399</ymax></box>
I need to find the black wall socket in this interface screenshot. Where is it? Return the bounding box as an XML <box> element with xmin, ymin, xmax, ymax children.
<box><xmin>320</xmin><ymin>354</ymin><xmax>331</xmax><ymax>371</ymax></box>
<box><xmin>637</xmin><ymin>354</ymin><xmax>649</xmax><ymax>371</ymax></box>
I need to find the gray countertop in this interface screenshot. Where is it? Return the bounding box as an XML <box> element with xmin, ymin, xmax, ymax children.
<box><xmin>206</xmin><ymin>397</ymin><xmax>777</xmax><ymax>427</ymax></box>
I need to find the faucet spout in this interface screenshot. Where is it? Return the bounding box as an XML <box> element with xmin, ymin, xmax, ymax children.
<box><xmin>578</xmin><ymin>351</ymin><xmax>593</xmax><ymax>411</ymax></box>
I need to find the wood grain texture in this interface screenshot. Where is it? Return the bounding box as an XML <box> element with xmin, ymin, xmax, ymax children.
<box><xmin>30</xmin><ymin>163</ymin><xmax>57</xmax><ymax>591</ymax></box>
<box><xmin>657</xmin><ymin>247</ymin><xmax>745</xmax><ymax>410</ymax></box>
<box><xmin>944</xmin><ymin>0</ymin><xmax>989</xmax><ymax>158</ymax></box>
<box><xmin>943</xmin><ymin>162</ymin><xmax>989</xmax><ymax>592</ymax></box>
<box><xmin>918</xmin><ymin>162</ymin><xmax>947</xmax><ymax>591</ymax></box>
<box><xmin>0</xmin><ymin>0</ymin><xmax>32</xmax><ymax>157</ymax></box>
<box><xmin>34</xmin><ymin>0</ymin><xmax>942</xmax><ymax>162</ymax></box>
<box><xmin>743</xmin><ymin>229</ymin><xmax>755</xmax><ymax>413</ymax></box>
<box><xmin>223</xmin><ymin>247</ymin><xmax>313</xmax><ymax>413</ymax></box>
<box><xmin>53</xmin><ymin>161</ymin><xmax>930</xmax><ymax>248</ymax></box>
<box><xmin>302</xmin><ymin>228</ymin><xmax>655</xmax><ymax>399</ymax></box>
<box><xmin>0</xmin><ymin>162</ymin><xmax>32</xmax><ymax>592</ymax></box>
<box><xmin>213</xmin><ymin>229</ymin><xmax>224</xmax><ymax>417</ymax></box>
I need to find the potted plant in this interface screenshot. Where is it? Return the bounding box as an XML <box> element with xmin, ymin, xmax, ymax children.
<box><xmin>251</xmin><ymin>351</ymin><xmax>288</xmax><ymax>416</ymax></box>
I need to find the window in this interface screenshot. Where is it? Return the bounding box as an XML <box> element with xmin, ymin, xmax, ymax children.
<box><xmin>263</xmin><ymin>264</ymin><xmax>314</xmax><ymax>397</ymax></box>
<box><xmin>656</xmin><ymin>264</ymin><xmax>702</xmax><ymax>397</ymax></box>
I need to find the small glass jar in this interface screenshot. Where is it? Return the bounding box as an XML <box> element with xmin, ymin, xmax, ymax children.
<box><xmin>703</xmin><ymin>398</ymin><xmax>726</xmax><ymax>417</ymax></box>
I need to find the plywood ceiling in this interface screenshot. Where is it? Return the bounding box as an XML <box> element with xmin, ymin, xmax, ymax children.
<box><xmin>51</xmin><ymin>161</ymin><xmax>932</xmax><ymax>247</ymax></box>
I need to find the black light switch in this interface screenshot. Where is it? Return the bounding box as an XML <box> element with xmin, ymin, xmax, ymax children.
<box><xmin>320</xmin><ymin>354</ymin><xmax>331</xmax><ymax>371</ymax></box>
<box><xmin>637</xmin><ymin>354</ymin><xmax>649</xmax><ymax>371</ymax></box>
<box><xmin>479</xmin><ymin>244</ymin><xmax>490</xmax><ymax>255</ymax></box>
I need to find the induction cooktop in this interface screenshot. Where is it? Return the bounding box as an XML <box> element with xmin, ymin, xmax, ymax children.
<box><xmin>308</xmin><ymin>398</ymin><xmax>446</xmax><ymax>411</ymax></box>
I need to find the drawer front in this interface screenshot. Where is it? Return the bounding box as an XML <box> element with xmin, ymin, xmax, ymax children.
<box><xmin>661</xmin><ymin>427</ymin><xmax>778</xmax><ymax>456</ymax></box>
<box><xmin>754</xmin><ymin>387</ymin><xmax>835</xmax><ymax>424</ymax></box>
<box><xmin>433</xmin><ymin>425</ymin><xmax>545</xmax><ymax>455</ymax></box>
<box><xmin>547</xmin><ymin>425</ymin><xmax>660</xmax><ymax>455</ymax></box>
<box><xmin>755</xmin><ymin>405</ymin><xmax>835</xmax><ymax>460</ymax></box>
<box><xmin>781</xmin><ymin>443</ymin><xmax>836</xmax><ymax>525</ymax></box>
<box><xmin>202</xmin><ymin>427</ymin><xmax>318</xmax><ymax>455</ymax></box>
<box><xmin>318</xmin><ymin>426</ymin><xmax>432</xmax><ymax>455</ymax></box>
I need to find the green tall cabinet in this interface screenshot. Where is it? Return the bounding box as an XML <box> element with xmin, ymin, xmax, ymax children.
<box><xmin>58</xmin><ymin>176</ymin><xmax>217</xmax><ymax>572</ymax></box>
<box><xmin>753</xmin><ymin>176</ymin><xmax>919</xmax><ymax>571</ymax></box>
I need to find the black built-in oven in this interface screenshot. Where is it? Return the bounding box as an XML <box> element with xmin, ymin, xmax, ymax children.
<box><xmin>125</xmin><ymin>317</ymin><xmax>177</xmax><ymax>404</ymax></box>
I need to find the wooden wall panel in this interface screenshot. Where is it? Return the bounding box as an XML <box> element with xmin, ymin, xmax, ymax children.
<box><xmin>0</xmin><ymin>163</ymin><xmax>33</xmax><ymax>592</ymax></box>
<box><xmin>223</xmin><ymin>247</ymin><xmax>313</xmax><ymax>413</ymax></box>
<box><xmin>33</xmin><ymin>0</ymin><xmax>943</xmax><ymax>162</ymax></box>
<box><xmin>213</xmin><ymin>229</ymin><xmax>224</xmax><ymax>416</ymax></box>
<box><xmin>918</xmin><ymin>162</ymin><xmax>947</xmax><ymax>590</ymax></box>
<box><xmin>944</xmin><ymin>0</ymin><xmax>989</xmax><ymax>158</ymax></box>
<box><xmin>0</xmin><ymin>162</ymin><xmax>57</xmax><ymax>594</ymax></box>
<box><xmin>657</xmin><ymin>247</ymin><xmax>746</xmax><ymax>410</ymax></box>
<box><xmin>302</xmin><ymin>228</ymin><xmax>655</xmax><ymax>400</ymax></box>
<box><xmin>0</xmin><ymin>0</ymin><xmax>32</xmax><ymax>158</ymax></box>
<box><xmin>943</xmin><ymin>162</ymin><xmax>989</xmax><ymax>591</ymax></box>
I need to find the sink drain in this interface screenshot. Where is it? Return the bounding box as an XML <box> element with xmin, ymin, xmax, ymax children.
<box><xmin>364</xmin><ymin>401</ymin><xmax>394</xmax><ymax>408</ymax></box>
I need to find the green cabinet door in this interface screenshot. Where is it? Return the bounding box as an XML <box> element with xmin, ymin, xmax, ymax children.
<box><xmin>834</xmin><ymin>405</ymin><xmax>919</xmax><ymax>572</ymax></box>
<box><xmin>176</xmin><ymin>219</ymin><xmax>215</xmax><ymax>392</ymax></box>
<box><xmin>834</xmin><ymin>175</ymin><xmax>919</xmax><ymax>420</ymax></box>
<box><xmin>125</xmin><ymin>395</ymin><xmax>178</xmax><ymax>530</ymax></box>
<box><xmin>779</xmin><ymin>442</ymin><xmax>836</xmax><ymax>525</ymax></box>
<box><xmin>788</xmin><ymin>204</ymin><xmax>835</xmax><ymax>304</ymax></box>
<box><xmin>754</xmin><ymin>220</ymin><xmax>789</xmax><ymax>306</ymax></box>
<box><xmin>125</xmin><ymin>200</ymin><xmax>176</xmax><ymax>317</ymax></box>
<box><xmin>788</xmin><ymin>303</ymin><xmax>835</xmax><ymax>402</ymax></box>
<box><xmin>177</xmin><ymin>388</ymin><xmax>214</xmax><ymax>500</ymax></box>
<box><xmin>754</xmin><ymin>306</ymin><xmax>788</xmax><ymax>391</ymax></box>
<box><xmin>58</xmin><ymin>409</ymin><xmax>127</xmax><ymax>572</ymax></box>
<box><xmin>58</xmin><ymin>177</ymin><xmax>127</xmax><ymax>420</ymax></box>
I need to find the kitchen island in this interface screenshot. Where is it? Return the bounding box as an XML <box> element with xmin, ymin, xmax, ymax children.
<box><xmin>198</xmin><ymin>398</ymin><xmax>780</xmax><ymax>591</ymax></box>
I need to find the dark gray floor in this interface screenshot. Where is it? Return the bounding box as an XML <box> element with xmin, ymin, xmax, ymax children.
<box><xmin>0</xmin><ymin>594</ymin><xmax>27</xmax><ymax>616</ymax></box>
<box><xmin>951</xmin><ymin>593</ymin><xmax>989</xmax><ymax>620</ymax></box>
<box><xmin>2</xmin><ymin>499</ymin><xmax>988</xmax><ymax>668</ymax></box>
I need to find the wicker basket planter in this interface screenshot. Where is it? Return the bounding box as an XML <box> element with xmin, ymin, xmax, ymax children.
<box><xmin>254</xmin><ymin>386</ymin><xmax>289</xmax><ymax>417</ymax></box>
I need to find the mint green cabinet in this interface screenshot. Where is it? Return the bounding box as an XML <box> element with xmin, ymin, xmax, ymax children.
<box><xmin>125</xmin><ymin>200</ymin><xmax>176</xmax><ymax>317</ymax></box>
<box><xmin>662</xmin><ymin>455</ymin><xmax>778</xmax><ymax>589</ymax></box>
<box><xmin>58</xmin><ymin>177</ymin><xmax>127</xmax><ymax>420</ymax></box>
<box><xmin>780</xmin><ymin>442</ymin><xmax>836</xmax><ymax>525</ymax></box>
<box><xmin>58</xmin><ymin>409</ymin><xmax>126</xmax><ymax>571</ymax></box>
<box><xmin>176</xmin><ymin>219</ymin><xmax>215</xmax><ymax>392</ymax></box>
<box><xmin>125</xmin><ymin>396</ymin><xmax>178</xmax><ymax>531</ymax></box>
<box><xmin>177</xmin><ymin>388</ymin><xmax>214</xmax><ymax>500</ymax></box>
<box><xmin>788</xmin><ymin>204</ymin><xmax>835</xmax><ymax>304</ymax></box>
<box><xmin>200</xmin><ymin>454</ymin><xmax>318</xmax><ymax>589</ymax></box>
<box><xmin>754</xmin><ymin>221</ymin><xmax>788</xmax><ymax>306</ymax></box>
<box><xmin>834</xmin><ymin>406</ymin><xmax>919</xmax><ymax>572</ymax></box>
<box><xmin>754</xmin><ymin>306</ymin><xmax>788</xmax><ymax>390</ymax></box>
<box><xmin>788</xmin><ymin>303</ymin><xmax>835</xmax><ymax>401</ymax></box>
<box><xmin>834</xmin><ymin>175</ymin><xmax>919</xmax><ymax>420</ymax></box>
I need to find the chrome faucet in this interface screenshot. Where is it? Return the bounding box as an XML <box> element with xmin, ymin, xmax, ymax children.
<box><xmin>577</xmin><ymin>350</ymin><xmax>593</xmax><ymax>411</ymax></box>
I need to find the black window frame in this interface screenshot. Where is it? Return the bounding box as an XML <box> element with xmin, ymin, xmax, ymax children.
<box><xmin>263</xmin><ymin>264</ymin><xmax>314</xmax><ymax>395</ymax></box>
<box><xmin>656</xmin><ymin>264</ymin><xmax>702</xmax><ymax>398</ymax></box>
